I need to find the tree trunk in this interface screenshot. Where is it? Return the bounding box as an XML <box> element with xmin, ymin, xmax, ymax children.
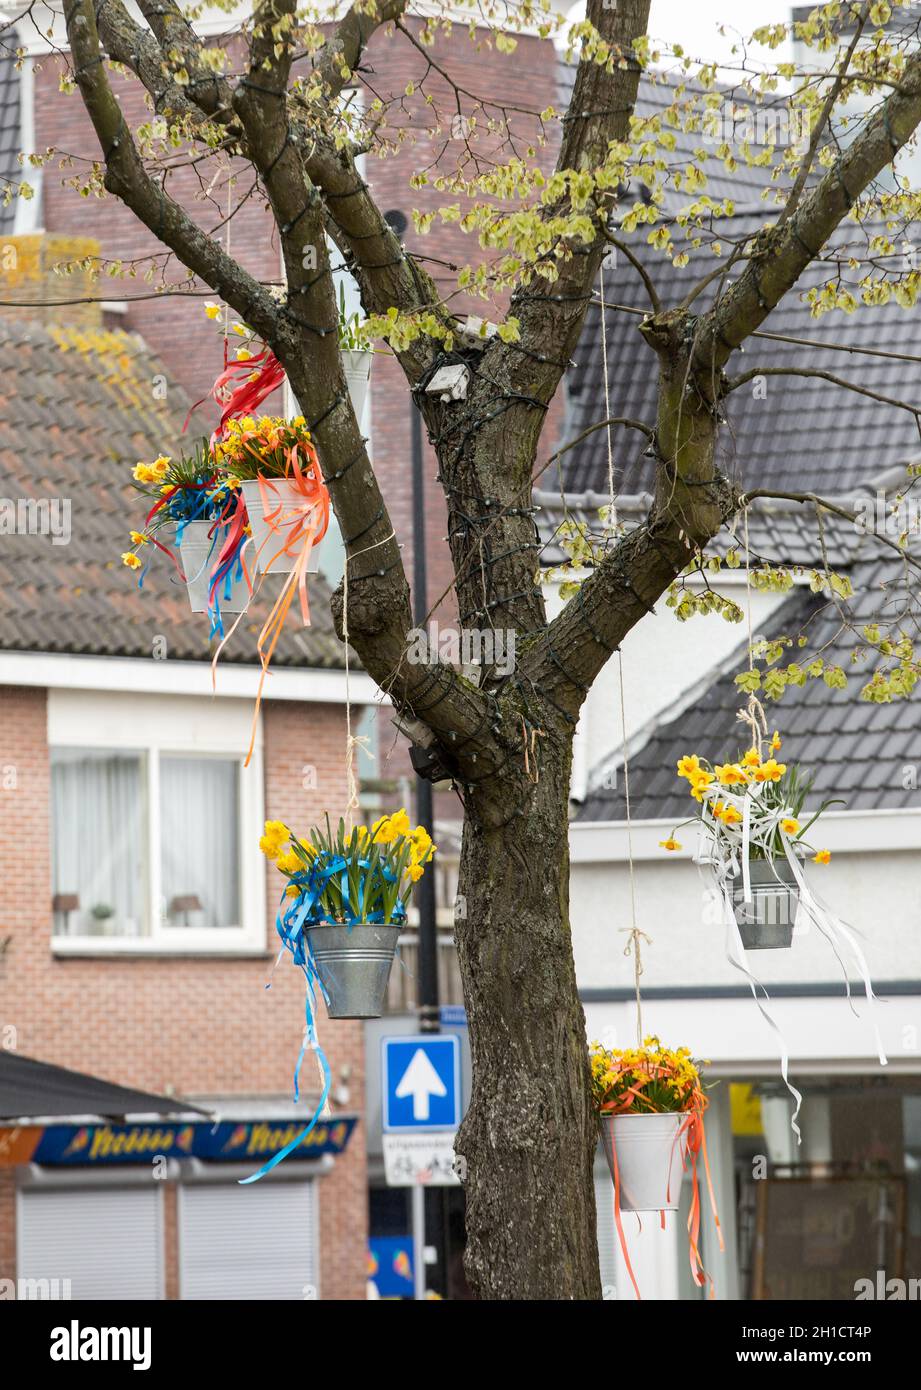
<box><xmin>454</xmin><ymin>735</ymin><xmax>601</xmax><ymax>1299</ymax></box>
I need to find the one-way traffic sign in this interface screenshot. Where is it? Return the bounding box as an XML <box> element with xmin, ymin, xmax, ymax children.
<box><xmin>382</xmin><ymin>1035</ymin><xmax>461</xmax><ymax>1132</ymax></box>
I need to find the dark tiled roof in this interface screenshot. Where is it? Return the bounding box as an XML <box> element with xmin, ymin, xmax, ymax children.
<box><xmin>556</xmin><ymin>66</ymin><xmax>797</xmax><ymax>215</ymax></box>
<box><xmin>577</xmin><ymin>547</ymin><xmax>921</xmax><ymax>820</ymax></box>
<box><xmin>0</xmin><ymin>318</ymin><xmax>345</xmax><ymax>668</ymax></box>
<box><xmin>0</xmin><ymin>53</ymin><xmax>20</xmax><ymax>236</ymax></box>
<box><xmin>561</xmin><ymin>217</ymin><xmax>921</xmax><ymax>499</ymax></box>
<box><xmin>536</xmin><ymin>490</ymin><xmax>865</xmax><ymax>570</ymax></box>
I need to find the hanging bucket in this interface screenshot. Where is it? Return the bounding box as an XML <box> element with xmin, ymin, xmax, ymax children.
<box><xmin>240</xmin><ymin>478</ymin><xmax>324</xmax><ymax>576</ymax></box>
<box><xmin>305</xmin><ymin>922</ymin><xmax>401</xmax><ymax>1019</ymax></box>
<box><xmin>600</xmin><ymin>1112</ymin><xmax>686</xmax><ymax>1212</ymax></box>
<box><xmin>178</xmin><ymin>521</ymin><xmax>250</xmax><ymax>614</ymax></box>
<box><xmin>733</xmin><ymin>857</ymin><xmax>799</xmax><ymax>950</ymax></box>
<box><xmin>342</xmin><ymin>348</ymin><xmax>372</xmax><ymax>423</ymax></box>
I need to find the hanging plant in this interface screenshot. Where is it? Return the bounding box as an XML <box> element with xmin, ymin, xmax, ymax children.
<box><xmin>590</xmin><ymin>1036</ymin><xmax>721</xmax><ymax>1299</ymax></box>
<box><xmin>213</xmin><ymin>414</ymin><xmax>330</xmax><ymax>580</ymax></box>
<box><xmin>661</xmin><ymin>731</ymin><xmax>837</xmax><ymax>950</ymax></box>
<box><xmin>260</xmin><ymin>811</ymin><xmax>435</xmax><ymax>1020</ymax></box>
<box><xmin>122</xmin><ymin>441</ymin><xmax>251</xmax><ymax>633</ymax></box>
<box><xmin>337</xmin><ymin>281</ymin><xmax>374</xmax><ymax>422</ymax></box>
<box><xmin>658</xmin><ymin>721</ymin><xmax>887</xmax><ymax>1139</ymax></box>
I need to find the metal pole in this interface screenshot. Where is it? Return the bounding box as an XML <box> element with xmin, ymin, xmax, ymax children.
<box><xmin>411</xmin><ymin>399</ymin><xmax>446</xmax><ymax>1297</ymax></box>
<box><xmin>411</xmin><ymin>401</ymin><xmax>440</xmax><ymax>1036</ymax></box>
<box><xmin>411</xmin><ymin>1183</ymin><xmax>426</xmax><ymax>1301</ymax></box>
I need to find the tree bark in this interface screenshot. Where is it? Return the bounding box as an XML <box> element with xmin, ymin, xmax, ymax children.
<box><xmin>454</xmin><ymin>721</ymin><xmax>601</xmax><ymax>1299</ymax></box>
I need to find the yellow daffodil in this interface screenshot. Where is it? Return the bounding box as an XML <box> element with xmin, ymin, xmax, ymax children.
<box><xmin>275</xmin><ymin>849</ymin><xmax>302</xmax><ymax>874</ymax></box>
<box><xmin>771</xmin><ymin>731</ymin><xmax>782</xmax><ymax>750</ymax></box>
<box><xmin>720</xmin><ymin>805</ymin><xmax>743</xmax><ymax>827</ymax></box>
<box><xmin>407</xmin><ymin>863</ymin><xmax>424</xmax><ymax>883</ymax></box>
<box><xmin>741</xmin><ymin>748</ymin><xmax>761</xmax><ymax>768</ymax></box>
<box><xmin>389</xmin><ymin>809</ymin><xmax>411</xmax><ymax>839</ymax></box>
<box><xmin>676</xmin><ymin>755</ymin><xmax>701</xmax><ymax>780</ymax></box>
<box><xmin>715</xmin><ymin>763</ymin><xmax>748</xmax><ymax>786</ymax></box>
<box><xmin>129</xmin><ymin>530</ymin><xmax>148</xmax><ymax>546</ymax></box>
<box><xmin>780</xmin><ymin>817</ymin><xmax>800</xmax><ymax>836</ymax></box>
<box><xmin>659</xmin><ymin>837</ymin><xmax>682</xmax><ymax>851</ymax></box>
<box><xmin>753</xmin><ymin>758</ymin><xmax>786</xmax><ymax>783</ymax></box>
<box><xmin>121</xmin><ymin>551</ymin><xmax>142</xmax><ymax>570</ymax></box>
<box><xmin>204</xmin><ymin>302</ymin><xmax>222</xmax><ymax>320</ymax></box>
<box><xmin>688</xmin><ymin>770</ymin><xmax>715</xmax><ymax>801</ymax></box>
<box><xmin>133</xmin><ymin>462</ymin><xmax>154</xmax><ymax>483</ymax></box>
<box><xmin>813</xmin><ymin>849</ymin><xmax>831</xmax><ymax>865</ymax></box>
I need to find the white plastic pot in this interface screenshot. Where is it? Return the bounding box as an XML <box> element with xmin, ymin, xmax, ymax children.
<box><xmin>240</xmin><ymin>479</ymin><xmax>323</xmax><ymax>576</ymax></box>
<box><xmin>342</xmin><ymin>348</ymin><xmax>372</xmax><ymax>423</ymax></box>
<box><xmin>178</xmin><ymin>520</ymin><xmax>250</xmax><ymax>614</ymax></box>
<box><xmin>600</xmin><ymin>1112</ymin><xmax>686</xmax><ymax>1212</ymax></box>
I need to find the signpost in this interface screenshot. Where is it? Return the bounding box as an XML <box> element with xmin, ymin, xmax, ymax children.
<box><xmin>382</xmin><ymin>1034</ymin><xmax>461</xmax><ymax>1299</ymax></box>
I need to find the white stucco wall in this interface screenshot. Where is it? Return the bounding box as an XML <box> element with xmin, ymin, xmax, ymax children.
<box><xmin>544</xmin><ymin>576</ymin><xmax>791</xmax><ymax>799</ymax></box>
<box><xmin>569</xmin><ymin>834</ymin><xmax>921</xmax><ymax>994</ymax></box>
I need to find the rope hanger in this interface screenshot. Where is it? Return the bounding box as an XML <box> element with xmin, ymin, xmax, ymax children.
<box><xmin>599</xmin><ymin>262</ymin><xmax>647</xmax><ymax>1048</ymax></box>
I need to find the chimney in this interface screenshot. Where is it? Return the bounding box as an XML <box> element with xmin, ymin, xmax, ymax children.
<box><xmin>0</xmin><ymin>232</ymin><xmax>103</xmax><ymax>328</ymax></box>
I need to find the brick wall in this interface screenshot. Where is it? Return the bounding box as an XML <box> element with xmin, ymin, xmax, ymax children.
<box><xmin>0</xmin><ymin>684</ymin><xmax>367</xmax><ymax>1300</ymax></box>
<box><xmin>32</xmin><ymin>21</ymin><xmax>566</xmax><ymax>625</ymax></box>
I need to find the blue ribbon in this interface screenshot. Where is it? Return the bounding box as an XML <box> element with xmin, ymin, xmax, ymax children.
<box><xmin>240</xmin><ymin>864</ymin><xmax>406</xmax><ymax>1183</ymax></box>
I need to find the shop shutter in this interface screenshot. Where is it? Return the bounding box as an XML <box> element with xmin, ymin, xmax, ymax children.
<box><xmin>17</xmin><ymin>1185</ymin><xmax>163</xmax><ymax>1300</ymax></box>
<box><xmin>179</xmin><ymin>1179</ymin><xmax>318</xmax><ymax>1300</ymax></box>
<box><xmin>595</xmin><ymin>1170</ymin><xmax>619</xmax><ymax>1296</ymax></box>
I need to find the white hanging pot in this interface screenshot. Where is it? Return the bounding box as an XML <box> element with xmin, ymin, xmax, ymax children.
<box><xmin>178</xmin><ymin>521</ymin><xmax>250</xmax><ymax>614</ymax></box>
<box><xmin>240</xmin><ymin>478</ymin><xmax>323</xmax><ymax>576</ymax></box>
<box><xmin>342</xmin><ymin>348</ymin><xmax>372</xmax><ymax>423</ymax></box>
<box><xmin>732</xmin><ymin>857</ymin><xmax>799</xmax><ymax>950</ymax></box>
<box><xmin>600</xmin><ymin>1112</ymin><xmax>686</xmax><ymax>1212</ymax></box>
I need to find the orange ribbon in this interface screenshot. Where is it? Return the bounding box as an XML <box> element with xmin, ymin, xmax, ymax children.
<box><xmin>237</xmin><ymin>443</ymin><xmax>329</xmax><ymax>766</ymax></box>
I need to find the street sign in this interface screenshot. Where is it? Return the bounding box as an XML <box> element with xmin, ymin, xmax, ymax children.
<box><xmin>382</xmin><ymin>1132</ymin><xmax>461</xmax><ymax>1187</ymax></box>
<box><xmin>382</xmin><ymin>1035</ymin><xmax>461</xmax><ymax>1132</ymax></box>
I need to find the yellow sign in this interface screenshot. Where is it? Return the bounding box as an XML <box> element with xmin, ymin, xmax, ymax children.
<box><xmin>730</xmin><ymin>1082</ymin><xmax>763</xmax><ymax>1136</ymax></box>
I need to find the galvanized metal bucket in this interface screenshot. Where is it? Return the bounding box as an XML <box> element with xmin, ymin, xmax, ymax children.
<box><xmin>599</xmin><ymin>1112</ymin><xmax>686</xmax><ymax>1212</ymax></box>
<box><xmin>733</xmin><ymin>857</ymin><xmax>799</xmax><ymax>950</ymax></box>
<box><xmin>305</xmin><ymin>922</ymin><xmax>401</xmax><ymax>1019</ymax></box>
<box><xmin>178</xmin><ymin>521</ymin><xmax>250</xmax><ymax>614</ymax></box>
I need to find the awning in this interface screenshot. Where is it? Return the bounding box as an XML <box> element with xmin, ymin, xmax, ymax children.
<box><xmin>0</xmin><ymin>1053</ymin><xmax>209</xmax><ymax>1123</ymax></box>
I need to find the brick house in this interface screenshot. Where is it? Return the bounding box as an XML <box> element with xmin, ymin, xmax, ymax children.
<box><xmin>0</xmin><ymin>245</ymin><xmax>381</xmax><ymax>1298</ymax></box>
<box><xmin>0</xmin><ymin>8</ymin><xmax>570</xmax><ymax>1300</ymax></box>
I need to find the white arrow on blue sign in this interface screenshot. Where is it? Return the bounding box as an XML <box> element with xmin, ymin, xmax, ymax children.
<box><xmin>382</xmin><ymin>1035</ymin><xmax>461</xmax><ymax>1132</ymax></box>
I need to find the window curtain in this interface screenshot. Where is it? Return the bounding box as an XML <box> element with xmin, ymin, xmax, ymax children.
<box><xmin>159</xmin><ymin>756</ymin><xmax>240</xmax><ymax>928</ymax></box>
<box><xmin>51</xmin><ymin>749</ymin><xmax>145</xmax><ymax>936</ymax></box>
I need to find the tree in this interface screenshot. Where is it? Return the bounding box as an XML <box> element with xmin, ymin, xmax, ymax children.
<box><xmin>34</xmin><ymin>0</ymin><xmax>921</xmax><ymax>1296</ymax></box>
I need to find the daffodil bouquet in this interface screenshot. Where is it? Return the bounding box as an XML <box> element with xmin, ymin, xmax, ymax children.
<box><xmin>121</xmin><ymin>441</ymin><xmax>242</xmax><ymax>573</ymax></box>
<box><xmin>260</xmin><ymin>810</ymin><xmax>436</xmax><ymax>926</ymax></box>
<box><xmin>661</xmin><ymin>732</ymin><xmax>835</xmax><ymax>867</ymax></box>
<box><xmin>590</xmin><ymin>1037</ymin><xmax>707</xmax><ymax>1116</ymax></box>
<box><xmin>213</xmin><ymin>414</ymin><xmax>316</xmax><ymax>481</ymax></box>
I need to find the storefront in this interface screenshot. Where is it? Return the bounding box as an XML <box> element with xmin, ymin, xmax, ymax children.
<box><xmin>1</xmin><ymin>1055</ymin><xmax>357</xmax><ymax>1301</ymax></box>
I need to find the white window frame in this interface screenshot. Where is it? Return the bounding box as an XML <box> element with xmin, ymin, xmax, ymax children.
<box><xmin>48</xmin><ymin>689</ymin><xmax>266</xmax><ymax>956</ymax></box>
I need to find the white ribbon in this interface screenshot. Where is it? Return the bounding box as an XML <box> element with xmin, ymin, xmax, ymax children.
<box><xmin>692</xmin><ymin>778</ymin><xmax>888</xmax><ymax>1137</ymax></box>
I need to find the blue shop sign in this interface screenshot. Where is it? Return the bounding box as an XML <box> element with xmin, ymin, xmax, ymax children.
<box><xmin>30</xmin><ymin>1116</ymin><xmax>358</xmax><ymax>1166</ymax></box>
